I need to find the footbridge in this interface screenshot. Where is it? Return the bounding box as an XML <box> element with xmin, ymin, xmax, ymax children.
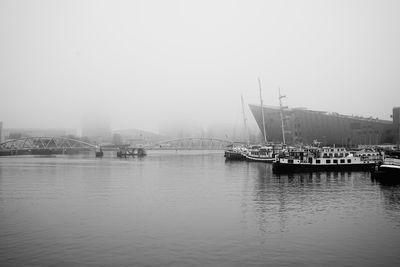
<box><xmin>146</xmin><ymin>137</ymin><xmax>234</xmax><ymax>150</ymax></box>
<box><xmin>0</xmin><ymin>136</ymin><xmax>242</xmax><ymax>156</ymax></box>
<box><xmin>0</xmin><ymin>137</ymin><xmax>98</xmax><ymax>155</ymax></box>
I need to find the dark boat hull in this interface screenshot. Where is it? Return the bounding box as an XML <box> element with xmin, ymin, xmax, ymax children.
<box><xmin>224</xmin><ymin>151</ymin><xmax>246</xmax><ymax>160</ymax></box>
<box><xmin>273</xmin><ymin>162</ymin><xmax>376</xmax><ymax>173</ymax></box>
<box><xmin>371</xmin><ymin>165</ymin><xmax>400</xmax><ymax>181</ymax></box>
<box><xmin>245</xmin><ymin>155</ymin><xmax>275</xmax><ymax>163</ymax></box>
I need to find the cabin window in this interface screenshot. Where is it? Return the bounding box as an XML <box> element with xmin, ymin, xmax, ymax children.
<box><xmin>340</xmin><ymin>159</ymin><xmax>345</xmax><ymax>163</ymax></box>
<box><xmin>333</xmin><ymin>159</ymin><xmax>338</xmax><ymax>164</ymax></box>
<box><xmin>316</xmin><ymin>160</ymin><xmax>321</xmax><ymax>164</ymax></box>
<box><xmin>326</xmin><ymin>160</ymin><xmax>331</xmax><ymax>164</ymax></box>
<box><xmin>347</xmin><ymin>159</ymin><xmax>351</xmax><ymax>163</ymax></box>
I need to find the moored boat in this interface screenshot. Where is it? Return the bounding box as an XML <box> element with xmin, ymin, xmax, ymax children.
<box><xmin>371</xmin><ymin>150</ymin><xmax>400</xmax><ymax>180</ymax></box>
<box><xmin>245</xmin><ymin>144</ymin><xmax>281</xmax><ymax>163</ymax></box>
<box><xmin>273</xmin><ymin>146</ymin><xmax>378</xmax><ymax>173</ymax></box>
<box><xmin>224</xmin><ymin>144</ymin><xmax>247</xmax><ymax>160</ymax></box>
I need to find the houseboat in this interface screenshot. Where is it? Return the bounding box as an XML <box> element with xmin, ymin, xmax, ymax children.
<box><xmin>272</xmin><ymin>146</ymin><xmax>378</xmax><ymax>173</ymax></box>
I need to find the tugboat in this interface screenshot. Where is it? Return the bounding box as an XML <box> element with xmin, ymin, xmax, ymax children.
<box><xmin>273</xmin><ymin>146</ymin><xmax>378</xmax><ymax>173</ymax></box>
<box><xmin>371</xmin><ymin>150</ymin><xmax>400</xmax><ymax>180</ymax></box>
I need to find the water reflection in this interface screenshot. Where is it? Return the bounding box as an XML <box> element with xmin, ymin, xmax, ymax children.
<box><xmin>273</xmin><ymin>171</ymin><xmax>355</xmax><ymax>186</ymax></box>
<box><xmin>247</xmin><ymin>164</ymin><xmax>384</xmax><ymax>236</ymax></box>
<box><xmin>372</xmin><ymin>179</ymin><xmax>400</xmax><ymax>227</ymax></box>
<box><xmin>371</xmin><ymin>175</ymin><xmax>400</xmax><ymax>187</ymax></box>
<box><xmin>370</xmin><ymin>175</ymin><xmax>400</xmax><ymax>213</ymax></box>
<box><xmin>249</xmin><ymin>163</ymin><xmax>289</xmax><ymax>233</ymax></box>
<box><xmin>379</xmin><ymin>184</ymin><xmax>400</xmax><ymax>208</ymax></box>
<box><xmin>1</xmin><ymin>154</ymin><xmax>400</xmax><ymax>266</ymax></box>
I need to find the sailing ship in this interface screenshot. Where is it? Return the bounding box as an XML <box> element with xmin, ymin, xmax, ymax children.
<box><xmin>244</xmin><ymin>81</ymin><xmax>287</xmax><ymax>163</ymax></box>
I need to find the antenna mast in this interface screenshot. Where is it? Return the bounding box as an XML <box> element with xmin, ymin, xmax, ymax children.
<box><xmin>258</xmin><ymin>78</ymin><xmax>267</xmax><ymax>143</ymax></box>
<box><xmin>241</xmin><ymin>94</ymin><xmax>249</xmax><ymax>146</ymax></box>
<box><xmin>278</xmin><ymin>87</ymin><xmax>286</xmax><ymax>145</ymax></box>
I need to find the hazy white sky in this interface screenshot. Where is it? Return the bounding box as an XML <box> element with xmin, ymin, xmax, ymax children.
<box><xmin>1</xmin><ymin>0</ymin><xmax>399</xmax><ymax>132</ymax></box>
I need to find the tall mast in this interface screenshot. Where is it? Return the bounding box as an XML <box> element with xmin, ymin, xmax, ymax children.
<box><xmin>240</xmin><ymin>94</ymin><xmax>249</xmax><ymax>146</ymax></box>
<box><xmin>258</xmin><ymin>78</ymin><xmax>267</xmax><ymax>143</ymax></box>
<box><xmin>278</xmin><ymin>87</ymin><xmax>286</xmax><ymax>145</ymax></box>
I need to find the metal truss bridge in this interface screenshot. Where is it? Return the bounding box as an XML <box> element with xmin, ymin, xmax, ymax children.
<box><xmin>0</xmin><ymin>137</ymin><xmax>98</xmax><ymax>155</ymax></box>
<box><xmin>145</xmin><ymin>137</ymin><xmax>234</xmax><ymax>150</ymax></box>
<box><xmin>0</xmin><ymin>137</ymin><xmax>238</xmax><ymax>156</ymax></box>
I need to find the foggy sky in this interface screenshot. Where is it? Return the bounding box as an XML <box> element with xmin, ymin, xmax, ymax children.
<box><xmin>1</xmin><ymin>0</ymin><xmax>399</xmax><ymax>133</ymax></box>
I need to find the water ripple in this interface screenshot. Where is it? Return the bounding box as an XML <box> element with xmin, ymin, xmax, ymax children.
<box><xmin>1</xmin><ymin>153</ymin><xmax>400</xmax><ymax>266</ymax></box>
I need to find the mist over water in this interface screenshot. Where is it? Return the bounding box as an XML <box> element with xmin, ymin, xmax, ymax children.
<box><xmin>1</xmin><ymin>152</ymin><xmax>400</xmax><ymax>266</ymax></box>
<box><xmin>1</xmin><ymin>0</ymin><xmax>400</xmax><ymax>132</ymax></box>
<box><xmin>1</xmin><ymin>1</ymin><xmax>400</xmax><ymax>266</ymax></box>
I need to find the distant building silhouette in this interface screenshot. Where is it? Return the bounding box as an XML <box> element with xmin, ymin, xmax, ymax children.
<box><xmin>158</xmin><ymin>122</ymin><xmax>259</xmax><ymax>143</ymax></box>
<box><xmin>159</xmin><ymin>123</ymin><xmax>204</xmax><ymax>139</ymax></box>
<box><xmin>250</xmin><ymin>104</ymin><xmax>398</xmax><ymax>146</ymax></box>
<box><xmin>2</xmin><ymin>127</ymin><xmax>76</xmax><ymax>140</ymax></box>
<box><xmin>81</xmin><ymin>118</ymin><xmax>111</xmax><ymax>143</ymax></box>
<box><xmin>113</xmin><ymin>128</ymin><xmax>165</xmax><ymax>143</ymax></box>
<box><xmin>393</xmin><ymin>107</ymin><xmax>400</xmax><ymax>145</ymax></box>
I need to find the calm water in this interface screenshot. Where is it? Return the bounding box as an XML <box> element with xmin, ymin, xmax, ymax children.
<box><xmin>1</xmin><ymin>151</ymin><xmax>400</xmax><ymax>266</ymax></box>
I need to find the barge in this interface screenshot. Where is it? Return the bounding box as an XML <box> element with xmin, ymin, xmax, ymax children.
<box><xmin>273</xmin><ymin>146</ymin><xmax>378</xmax><ymax>173</ymax></box>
